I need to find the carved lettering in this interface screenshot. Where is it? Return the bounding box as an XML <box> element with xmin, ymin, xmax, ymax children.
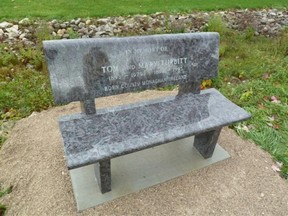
<box><xmin>101</xmin><ymin>66</ymin><xmax>119</xmax><ymax>73</ymax></box>
<box><xmin>125</xmin><ymin>46</ymin><xmax>168</xmax><ymax>55</ymax></box>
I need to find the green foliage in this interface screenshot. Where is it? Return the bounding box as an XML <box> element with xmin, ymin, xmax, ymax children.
<box><xmin>0</xmin><ymin>136</ymin><xmax>7</xmax><ymax>148</ymax></box>
<box><xmin>0</xmin><ymin>6</ymin><xmax>288</xmax><ymax>181</ymax></box>
<box><xmin>0</xmin><ymin>43</ymin><xmax>53</xmax><ymax>125</ymax></box>
<box><xmin>0</xmin><ymin>203</ymin><xmax>7</xmax><ymax>216</ymax></box>
<box><xmin>0</xmin><ymin>0</ymin><xmax>287</xmax><ymax>20</ymax></box>
<box><xmin>204</xmin><ymin>16</ymin><xmax>229</xmax><ymax>36</ymax></box>
<box><xmin>244</xmin><ymin>26</ymin><xmax>256</xmax><ymax>40</ymax></box>
<box><xmin>0</xmin><ymin>185</ymin><xmax>12</xmax><ymax>216</ymax></box>
<box><xmin>0</xmin><ymin>186</ymin><xmax>12</xmax><ymax>198</ymax></box>
<box><xmin>214</xmin><ymin>22</ymin><xmax>288</xmax><ymax>177</ymax></box>
<box><xmin>66</xmin><ymin>28</ymin><xmax>79</xmax><ymax>39</ymax></box>
<box><xmin>0</xmin><ymin>69</ymin><xmax>53</xmax><ymax>119</ymax></box>
<box><xmin>35</xmin><ymin>22</ymin><xmax>55</xmax><ymax>42</ymax></box>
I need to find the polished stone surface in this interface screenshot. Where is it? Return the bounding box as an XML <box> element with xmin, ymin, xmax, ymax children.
<box><xmin>94</xmin><ymin>160</ymin><xmax>111</xmax><ymax>193</ymax></box>
<box><xmin>59</xmin><ymin>88</ymin><xmax>250</xmax><ymax>170</ymax></box>
<box><xmin>69</xmin><ymin>137</ymin><xmax>230</xmax><ymax>211</ymax></box>
<box><xmin>43</xmin><ymin>33</ymin><xmax>219</xmax><ymax>104</ymax></box>
<box><xmin>194</xmin><ymin>128</ymin><xmax>222</xmax><ymax>159</ymax></box>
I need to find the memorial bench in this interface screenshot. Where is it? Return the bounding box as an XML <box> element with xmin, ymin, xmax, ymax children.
<box><xmin>43</xmin><ymin>32</ymin><xmax>251</xmax><ymax>194</ymax></box>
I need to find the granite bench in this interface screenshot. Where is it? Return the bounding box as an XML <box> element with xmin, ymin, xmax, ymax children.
<box><xmin>43</xmin><ymin>32</ymin><xmax>251</xmax><ymax>194</ymax></box>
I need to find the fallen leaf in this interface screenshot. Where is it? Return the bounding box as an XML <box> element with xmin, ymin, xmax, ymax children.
<box><xmin>235</xmin><ymin>125</ymin><xmax>250</xmax><ymax>132</ymax></box>
<box><xmin>276</xmin><ymin>161</ymin><xmax>283</xmax><ymax>168</ymax></box>
<box><xmin>270</xmin><ymin>96</ymin><xmax>281</xmax><ymax>103</ymax></box>
<box><xmin>258</xmin><ymin>103</ymin><xmax>265</xmax><ymax>109</ymax></box>
<box><xmin>262</xmin><ymin>73</ymin><xmax>270</xmax><ymax>80</ymax></box>
<box><xmin>242</xmin><ymin>125</ymin><xmax>250</xmax><ymax>132</ymax></box>
<box><xmin>240</xmin><ymin>91</ymin><xmax>253</xmax><ymax>101</ymax></box>
<box><xmin>271</xmin><ymin>164</ymin><xmax>281</xmax><ymax>172</ymax></box>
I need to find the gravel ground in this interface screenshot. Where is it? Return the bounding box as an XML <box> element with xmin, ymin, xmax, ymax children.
<box><xmin>0</xmin><ymin>90</ymin><xmax>287</xmax><ymax>216</ymax></box>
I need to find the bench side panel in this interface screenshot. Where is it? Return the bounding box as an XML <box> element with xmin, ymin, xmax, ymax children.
<box><xmin>43</xmin><ymin>32</ymin><xmax>219</xmax><ymax>104</ymax></box>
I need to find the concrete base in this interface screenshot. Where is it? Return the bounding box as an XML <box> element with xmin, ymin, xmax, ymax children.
<box><xmin>69</xmin><ymin>136</ymin><xmax>230</xmax><ymax>211</ymax></box>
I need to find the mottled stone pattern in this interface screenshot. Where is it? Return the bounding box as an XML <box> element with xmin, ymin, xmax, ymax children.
<box><xmin>62</xmin><ymin>93</ymin><xmax>210</xmax><ymax>155</ymax></box>
<box><xmin>58</xmin><ymin>89</ymin><xmax>251</xmax><ymax>169</ymax></box>
<box><xmin>194</xmin><ymin>128</ymin><xmax>222</xmax><ymax>159</ymax></box>
<box><xmin>80</xmin><ymin>99</ymin><xmax>96</xmax><ymax>115</ymax></box>
<box><xmin>43</xmin><ymin>33</ymin><xmax>219</xmax><ymax>104</ymax></box>
<box><xmin>94</xmin><ymin>160</ymin><xmax>111</xmax><ymax>193</ymax></box>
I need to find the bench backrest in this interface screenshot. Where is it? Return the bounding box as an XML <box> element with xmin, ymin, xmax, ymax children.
<box><xmin>44</xmin><ymin>32</ymin><xmax>219</xmax><ymax>113</ymax></box>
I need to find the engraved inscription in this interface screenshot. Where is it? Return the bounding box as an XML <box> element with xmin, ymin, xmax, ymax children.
<box><xmin>125</xmin><ymin>46</ymin><xmax>168</xmax><ymax>55</ymax></box>
<box><xmin>44</xmin><ymin>32</ymin><xmax>220</xmax><ymax>103</ymax></box>
<box><xmin>98</xmin><ymin>42</ymin><xmax>190</xmax><ymax>92</ymax></box>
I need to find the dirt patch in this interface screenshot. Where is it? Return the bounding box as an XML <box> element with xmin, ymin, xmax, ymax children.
<box><xmin>0</xmin><ymin>90</ymin><xmax>287</xmax><ymax>215</ymax></box>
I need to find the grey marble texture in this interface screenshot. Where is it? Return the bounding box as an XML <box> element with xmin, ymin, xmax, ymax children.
<box><xmin>194</xmin><ymin>128</ymin><xmax>222</xmax><ymax>159</ymax></box>
<box><xmin>58</xmin><ymin>88</ymin><xmax>251</xmax><ymax>170</ymax></box>
<box><xmin>94</xmin><ymin>160</ymin><xmax>111</xmax><ymax>193</ymax></box>
<box><xmin>43</xmin><ymin>33</ymin><xmax>219</xmax><ymax>104</ymax></box>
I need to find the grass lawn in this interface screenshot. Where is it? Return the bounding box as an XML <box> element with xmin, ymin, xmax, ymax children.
<box><xmin>0</xmin><ymin>18</ymin><xmax>287</xmax><ymax>178</ymax></box>
<box><xmin>0</xmin><ymin>2</ymin><xmax>288</xmax><ymax>213</ymax></box>
<box><xmin>0</xmin><ymin>0</ymin><xmax>287</xmax><ymax>19</ymax></box>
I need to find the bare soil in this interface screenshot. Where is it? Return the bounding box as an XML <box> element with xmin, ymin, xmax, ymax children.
<box><xmin>0</xmin><ymin>90</ymin><xmax>287</xmax><ymax>216</ymax></box>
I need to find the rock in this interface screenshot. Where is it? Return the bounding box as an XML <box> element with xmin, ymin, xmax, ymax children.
<box><xmin>0</xmin><ymin>21</ymin><xmax>13</xmax><ymax>28</ymax></box>
<box><xmin>96</xmin><ymin>18</ymin><xmax>110</xmax><ymax>25</ymax></box>
<box><xmin>267</xmin><ymin>19</ymin><xmax>275</xmax><ymax>23</ymax></box>
<box><xmin>0</xmin><ymin>9</ymin><xmax>287</xmax><ymax>43</ymax></box>
<box><xmin>60</xmin><ymin>23</ymin><xmax>67</xmax><ymax>28</ymax></box>
<box><xmin>0</xmin><ymin>32</ymin><xmax>4</xmax><ymax>40</ymax></box>
<box><xmin>77</xmin><ymin>28</ymin><xmax>88</xmax><ymax>34</ymax></box>
<box><xmin>6</xmin><ymin>25</ymin><xmax>20</xmax><ymax>38</ymax></box>
<box><xmin>75</xmin><ymin>18</ymin><xmax>82</xmax><ymax>25</ymax></box>
<box><xmin>95</xmin><ymin>31</ymin><xmax>107</xmax><ymax>37</ymax></box>
<box><xmin>19</xmin><ymin>18</ymin><xmax>30</xmax><ymax>25</ymax></box>
<box><xmin>23</xmin><ymin>40</ymin><xmax>35</xmax><ymax>46</ymax></box>
<box><xmin>53</xmin><ymin>23</ymin><xmax>60</xmax><ymax>29</ymax></box>
<box><xmin>25</xmin><ymin>32</ymin><xmax>33</xmax><ymax>40</ymax></box>
<box><xmin>81</xmin><ymin>35</ymin><xmax>89</xmax><ymax>38</ymax></box>
<box><xmin>103</xmin><ymin>24</ymin><xmax>113</xmax><ymax>32</ymax></box>
<box><xmin>89</xmin><ymin>25</ymin><xmax>96</xmax><ymax>30</ymax></box>
<box><xmin>51</xmin><ymin>19</ymin><xmax>58</xmax><ymax>25</ymax></box>
<box><xmin>57</xmin><ymin>29</ymin><xmax>66</xmax><ymax>36</ymax></box>
<box><xmin>260</xmin><ymin>18</ymin><xmax>268</xmax><ymax>24</ymax></box>
<box><xmin>280</xmin><ymin>20</ymin><xmax>288</xmax><ymax>25</ymax></box>
<box><xmin>88</xmin><ymin>30</ymin><xmax>95</xmax><ymax>37</ymax></box>
<box><xmin>78</xmin><ymin>22</ymin><xmax>85</xmax><ymax>28</ymax></box>
<box><xmin>19</xmin><ymin>33</ymin><xmax>26</xmax><ymax>39</ymax></box>
<box><xmin>269</xmin><ymin>12</ymin><xmax>277</xmax><ymax>17</ymax></box>
<box><xmin>85</xmin><ymin>19</ymin><xmax>92</xmax><ymax>25</ymax></box>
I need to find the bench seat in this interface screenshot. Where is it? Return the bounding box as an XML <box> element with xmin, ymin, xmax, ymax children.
<box><xmin>59</xmin><ymin>88</ymin><xmax>250</xmax><ymax>170</ymax></box>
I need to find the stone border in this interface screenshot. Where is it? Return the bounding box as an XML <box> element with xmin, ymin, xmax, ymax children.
<box><xmin>0</xmin><ymin>9</ymin><xmax>287</xmax><ymax>46</ymax></box>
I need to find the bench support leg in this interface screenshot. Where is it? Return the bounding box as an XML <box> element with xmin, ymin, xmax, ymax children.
<box><xmin>194</xmin><ymin>128</ymin><xmax>222</xmax><ymax>159</ymax></box>
<box><xmin>94</xmin><ymin>160</ymin><xmax>111</xmax><ymax>194</ymax></box>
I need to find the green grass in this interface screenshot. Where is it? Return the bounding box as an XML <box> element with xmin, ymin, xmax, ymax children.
<box><xmin>0</xmin><ymin>0</ymin><xmax>287</xmax><ymax>20</ymax></box>
<box><xmin>206</xmin><ymin>17</ymin><xmax>288</xmax><ymax>177</ymax></box>
<box><xmin>0</xmin><ymin>43</ymin><xmax>53</xmax><ymax>124</ymax></box>
<box><xmin>0</xmin><ymin>15</ymin><xmax>287</xmax><ymax>216</ymax></box>
<box><xmin>0</xmin><ymin>19</ymin><xmax>287</xmax><ymax>178</ymax></box>
<box><xmin>0</xmin><ymin>185</ymin><xmax>12</xmax><ymax>215</ymax></box>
